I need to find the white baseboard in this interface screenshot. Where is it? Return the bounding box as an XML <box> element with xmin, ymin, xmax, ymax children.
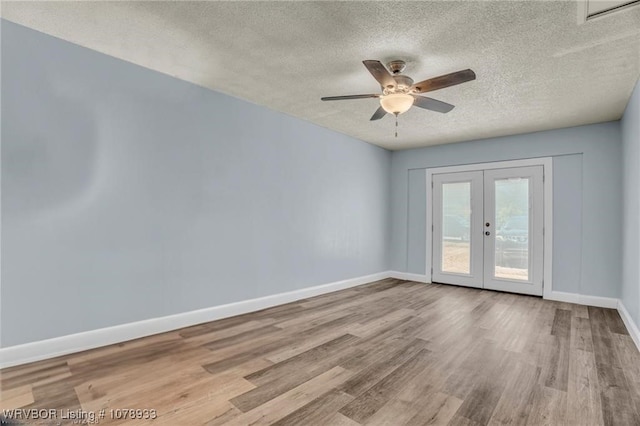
<box><xmin>544</xmin><ymin>291</ymin><xmax>619</xmax><ymax>309</ymax></box>
<box><xmin>617</xmin><ymin>300</ymin><xmax>640</xmax><ymax>352</ymax></box>
<box><xmin>390</xmin><ymin>275</ymin><xmax>622</xmax><ymax>311</ymax></box>
<box><xmin>4</xmin><ymin>272</ymin><xmax>635</xmax><ymax>368</ymax></box>
<box><xmin>0</xmin><ymin>271</ymin><xmax>392</xmax><ymax>369</ymax></box>
<box><xmin>389</xmin><ymin>271</ymin><xmax>431</xmax><ymax>283</ymax></box>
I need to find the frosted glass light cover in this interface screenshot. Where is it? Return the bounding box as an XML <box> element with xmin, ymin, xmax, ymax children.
<box><xmin>380</xmin><ymin>93</ymin><xmax>414</xmax><ymax>115</ymax></box>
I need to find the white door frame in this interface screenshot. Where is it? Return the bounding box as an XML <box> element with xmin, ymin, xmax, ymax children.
<box><xmin>425</xmin><ymin>157</ymin><xmax>554</xmax><ymax>299</ymax></box>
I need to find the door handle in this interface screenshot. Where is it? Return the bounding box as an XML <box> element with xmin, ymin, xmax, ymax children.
<box><xmin>485</xmin><ymin>231</ymin><xmax>491</xmax><ymax>236</ymax></box>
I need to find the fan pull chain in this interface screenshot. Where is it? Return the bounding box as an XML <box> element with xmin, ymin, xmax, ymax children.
<box><xmin>395</xmin><ymin>113</ymin><xmax>398</xmax><ymax>138</ymax></box>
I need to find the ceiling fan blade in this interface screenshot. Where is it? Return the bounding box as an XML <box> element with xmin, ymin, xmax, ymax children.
<box><xmin>370</xmin><ymin>106</ymin><xmax>387</xmax><ymax>121</ymax></box>
<box><xmin>363</xmin><ymin>60</ymin><xmax>397</xmax><ymax>89</ymax></box>
<box><xmin>321</xmin><ymin>94</ymin><xmax>380</xmax><ymax>101</ymax></box>
<box><xmin>412</xmin><ymin>69</ymin><xmax>476</xmax><ymax>93</ymax></box>
<box><xmin>412</xmin><ymin>95</ymin><xmax>455</xmax><ymax>113</ymax></box>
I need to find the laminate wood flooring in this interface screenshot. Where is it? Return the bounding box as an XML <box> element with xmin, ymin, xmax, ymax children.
<box><xmin>1</xmin><ymin>279</ymin><xmax>639</xmax><ymax>425</ymax></box>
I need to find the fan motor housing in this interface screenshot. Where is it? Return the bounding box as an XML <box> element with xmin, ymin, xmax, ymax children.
<box><xmin>393</xmin><ymin>74</ymin><xmax>414</xmax><ymax>89</ymax></box>
<box><xmin>385</xmin><ymin>60</ymin><xmax>414</xmax><ymax>93</ymax></box>
<box><xmin>384</xmin><ymin>74</ymin><xmax>414</xmax><ymax>95</ymax></box>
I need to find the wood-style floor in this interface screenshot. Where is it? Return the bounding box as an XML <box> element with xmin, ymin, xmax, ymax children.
<box><xmin>1</xmin><ymin>279</ymin><xmax>639</xmax><ymax>425</ymax></box>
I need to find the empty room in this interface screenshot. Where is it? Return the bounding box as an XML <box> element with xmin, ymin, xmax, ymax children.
<box><xmin>1</xmin><ymin>1</ymin><xmax>640</xmax><ymax>425</ymax></box>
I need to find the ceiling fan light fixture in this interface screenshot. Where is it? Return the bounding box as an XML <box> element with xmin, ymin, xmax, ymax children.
<box><xmin>380</xmin><ymin>93</ymin><xmax>414</xmax><ymax>115</ymax></box>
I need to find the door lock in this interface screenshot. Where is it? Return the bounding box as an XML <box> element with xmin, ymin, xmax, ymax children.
<box><xmin>485</xmin><ymin>231</ymin><xmax>491</xmax><ymax>236</ymax></box>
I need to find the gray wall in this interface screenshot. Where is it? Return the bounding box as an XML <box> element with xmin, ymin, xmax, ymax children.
<box><xmin>1</xmin><ymin>20</ymin><xmax>391</xmax><ymax>347</ymax></box>
<box><xmin>390</xmin><ymin>122</ymin><xmax>622</xmax><ymax>298</ymax></box>
<box><xmin>622</xmin><ymin>79</ymin><xmax>640</xmax><ymax>327</ymax></box>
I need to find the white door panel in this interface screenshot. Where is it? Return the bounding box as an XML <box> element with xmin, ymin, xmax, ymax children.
<box><xmin>432</xmin><ymin>171</ymin><xmax>483</xmax><ymax>288</ymax></box>
<box><xmin>483</xmin><ymin>166</ymin><xmax>544</xmax><ymax>296</ymax></box>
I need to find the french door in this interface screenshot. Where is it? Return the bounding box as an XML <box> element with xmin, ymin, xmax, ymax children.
<box><xmin>432</xmin><ymin>166</ymin><xmax>544</xmax><ymax>296</ymax></box>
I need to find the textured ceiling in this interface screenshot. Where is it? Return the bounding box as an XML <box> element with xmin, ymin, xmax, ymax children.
<box><xmin>2</xmin><ymin>1</ymin><xmax>639</xmax><ymax>150</ymax></box>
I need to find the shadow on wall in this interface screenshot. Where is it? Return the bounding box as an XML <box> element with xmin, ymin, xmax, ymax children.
<box><xmin>3</xmin><ymin>64</ymin><xmax>98</xmax><ymax>220</ymax></box>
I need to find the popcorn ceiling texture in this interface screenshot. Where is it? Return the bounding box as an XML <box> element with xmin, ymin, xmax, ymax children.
<box><xmin>2</xmin><ymin>1</ymin><xmax>639</xmax><ymax>150</ymax></box>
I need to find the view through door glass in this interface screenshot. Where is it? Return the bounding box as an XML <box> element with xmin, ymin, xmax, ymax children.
<box><xmin>494</xmin><ymin>178</ymin><xmax>530</xmax><ymax>281</ymax></box>
<box><xmin>442</xmin><ymin>182</ymin><xmax>471</xmax><ymax>275</ymax></box>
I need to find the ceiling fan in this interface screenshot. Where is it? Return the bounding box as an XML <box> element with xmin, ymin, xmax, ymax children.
<box><xmin>321</xmin><ymin>60</ymin><xmax>476</xmax><ymax>121</ymax></box>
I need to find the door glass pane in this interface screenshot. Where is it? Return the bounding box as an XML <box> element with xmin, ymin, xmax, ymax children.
<box><xmin>442</xmin><ymin>182</ymin><xmax>471</xmax><ymax>275</ymax></box>
<box><xmin>494</xmin><ymin>178</ymin><xmax>529</xmax><ymax>281</ymax></box>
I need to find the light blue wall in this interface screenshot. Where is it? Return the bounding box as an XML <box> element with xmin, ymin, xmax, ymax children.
<box><xmin>390</xmin><ymin>123</ymin><xmax>622</xmax><ymax>298</ymax></box>
<box><xmin>622</xmin><ymin>79</ymin><xmax>640</xmax><ymax>327</ymax></box>
<box><xmin>0</xmin><ymin>21</ymin><xmax>391</xmax><ymax>347</ymax></box>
